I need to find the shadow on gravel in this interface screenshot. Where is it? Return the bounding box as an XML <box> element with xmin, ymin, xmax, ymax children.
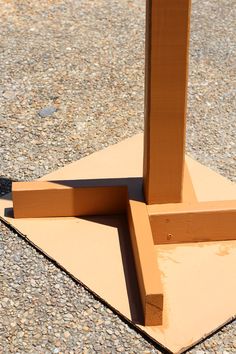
<box><xmin>0</xmin><ymin>177</ymin><xmax>15</xmax><ymax>199</ymax></box>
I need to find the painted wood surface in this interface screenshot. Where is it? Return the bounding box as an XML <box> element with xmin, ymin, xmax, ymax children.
<box><xmin>143</xmin><ymin>0</ymin><xmax>191</xmax><ymax>204</ymax></box>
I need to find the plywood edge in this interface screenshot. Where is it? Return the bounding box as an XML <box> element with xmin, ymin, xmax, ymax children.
<box><xmin>127</xmin><ymin>200</ymin><xmax>163</xmax><ymax>325</ymax></box>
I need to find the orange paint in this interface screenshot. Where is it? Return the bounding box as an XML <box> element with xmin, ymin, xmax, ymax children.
<box><xmin>143</xmin><ymin>0</ymin><xmax>191</xmax><ymax>204</ymax></box>
<box><xmin>148</xmin><ymin>200</ymin><xmax>236</xmax><ymax>244</ymax></box>
<box><xmin>127</xmin><ymin>200</ymin><xmax>163</xmax><ymax>325</ymax></box>
<box><xmin>12</xmin><ymin>182</ymin><xmax>127</xmax><ymax>218</ymax></box>
<box><xmin>2</xmin><ymin>133</ymin><xmax>236</xmax><ymax>353</ymax></box>
<box><xmin>10</xmin><ymin>0</ymin><xmax>236</xmax><ymax>345</ymax></box>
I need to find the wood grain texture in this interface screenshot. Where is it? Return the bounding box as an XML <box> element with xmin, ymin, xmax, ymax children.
<box><xmin>144</xmin><ymin>0</ymin><xmax>191</xmax><ymax>204</ymax></box>
<box><xmin>127</xmin><ymin>200</ymin><xmax>163</xmax><ymax>325</ymax></box>
<box><xmin>12</xmin><ymin>181</ymin><xmax>127</xmax><ymax>218</ymax></box>
<box><xmin>148</xmin><ymin>200</ymin><xmax>236</xmax><ymax>244</ymax></box>
<box><xmin>13</xmin><ymin>180</ymin><xmax>164</xmax><ymax>325</ymax></box>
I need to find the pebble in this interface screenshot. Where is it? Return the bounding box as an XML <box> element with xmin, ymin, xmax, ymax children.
<box><xmin>2</xmin><ymin>91</ymin><xmax>16</xmax><ymax>100</ymax></box>
<box><xmin>64</xmin><ymin>331</ymin><xmax>70</xmax><ymax>338</ymax></box>
<box><xmin>83</xmin><ymin>326</ymin><xmax>90</xmax><ymax>332</ymax></box>
<box><xmin>0</xmin><ymin>0</ymin><xmax>235</xmax><ymax>354</ymax></box>
<box><xmin>30</xmin><ymin>279</ymin><xmax>36</xmax><ymax>287</ymax></box>
<box><xmin>64</xmin><ymin>314</ymin><xmax>73</xmax><ymax>320</ymax></box>
<box><xmin>38</xmin><ymin>106</ymin><xmax>57</xmax><ymax>118</ymax></box>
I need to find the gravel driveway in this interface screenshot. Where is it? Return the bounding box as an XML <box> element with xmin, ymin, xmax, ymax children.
<box><xmin>0</xmin><ymin>0</ymin><xmax>235</xmax><ymax>353</ymax></box>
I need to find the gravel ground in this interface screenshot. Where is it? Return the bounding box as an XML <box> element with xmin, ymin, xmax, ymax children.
<box><xmin>0</xmin><ymin>0</ymin><xmax>235</xmax><ymax>353</ymax></box>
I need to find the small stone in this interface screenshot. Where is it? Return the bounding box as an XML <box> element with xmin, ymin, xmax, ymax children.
<box><xmin>106</xmin><ymin>329</ymin><xmax>113</xmax><ymax>335</ymax></box>
<box><xmin>83</xmin><ymin>326</ymin><xmax>89</xmax><ymax>332</ymax></box>
<box><xmin>93</xmin><ymin>344</ymin><xmax>101</xmax><ymax>351</ymax></box>
<box><xmin>64</xmin><ymin>313</ymin><xmax>73</xmax><ymax>320</ymax></box>
<box><xmin>64</xmin><ymin>331</ymin><xmax>70</xmax><ymax>338</ymax></box>
<box><xmin>38</xmin><ymin>106</ymin><xmax>57</xmax><ymax>118</ymax></box>
<box><xmin>53</xmin><ymin>349</ymin><xmax>59</xmax><ymax>354</ymax></box>
<box><xmin>18</xmin><ymin>331</ymin><xmax>24</xmax><ymax>338</ymax></box>
<box><xmin>34</xmin><ymin>333</ymin><xmax>41</xmax><ymax>339</ymax></box>
<box><xmin>17</xmin><ymin>156</ymin><xmax>25</xmax><ymax>162</ymax></box>
<box><xmin>30</xmin><ymin>279</ymin><xmax>36</xmax><ymax>286</ymax></box>
<box><xmin>93</xmin><ymin>303</ymin><xmax>100</xmax><ymax>309</ymax></box>
<box><xmin>2</xmin><ymin>91</ymin><xmax>16</xmax><ymax>100</ymax></box>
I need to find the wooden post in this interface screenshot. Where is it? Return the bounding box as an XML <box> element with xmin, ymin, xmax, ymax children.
<box><xmin>143</xmin><ymin>0</ymin><xmax>191</xmax><ymax>204</ymax></box>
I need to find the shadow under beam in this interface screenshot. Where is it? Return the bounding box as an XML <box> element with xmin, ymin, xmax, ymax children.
<box><xmin>50</xmin><ymin>177</ymin><xmax>144</xmax><ymax>202</ymax></box>
<box><xmin>81</xmin><ymin>214</ymin><xmax>144</xmax><ymax>325</ymax></box>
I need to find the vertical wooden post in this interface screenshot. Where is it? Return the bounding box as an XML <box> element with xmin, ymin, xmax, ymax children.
<box><xmin>143</xmin><ymin>0</ymin><xmax>191</xmax><ymax>204</ymax></box>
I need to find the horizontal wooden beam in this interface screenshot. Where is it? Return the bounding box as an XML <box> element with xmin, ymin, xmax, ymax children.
<box><xmin>148</xmin><ymin>200</ymin><xmax>236</xmax><ymax>244</ymax></box>
<box><xmin>127</xmin><ymin>200</ymin><xmax>163</xmax><ymax>325</ymax></box>
<box><xmin>12</xmin><ymin>181</ymin><xmax>128</xmax><ymax>218</ymax></box>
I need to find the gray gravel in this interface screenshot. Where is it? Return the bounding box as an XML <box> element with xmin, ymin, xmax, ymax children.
<box><xmin>0</xmin><ymin>0</ymin><xmax>235</xmax><ymax>353</ymax></box>
<box><xmin>38</xmin><ymin>106</ymin><xmax>57</xmax><ymax>118</ymax></box>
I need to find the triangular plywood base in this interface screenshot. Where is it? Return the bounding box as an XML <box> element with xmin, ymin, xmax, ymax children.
<box><xmin>1</xmin><ymin>134</ymin><xmax>236</xmax><ymax>354</ymax></box>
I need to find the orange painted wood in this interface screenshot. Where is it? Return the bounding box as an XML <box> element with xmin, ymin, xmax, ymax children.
<box><xmin>143</xmin><ymin>0</ymin><xmax>191</xmax><ymax>204</ymax></box>
<box><xmin>12</xmin><ymin>181</ymin><xmax>127</xmax><ymax>218</ymax></box>
<box><xmin>127</xmin><ymin>200</ymin><xmax>163</xmax><ymax>325</ymax></box>
<box><xmin>13</xmin><ymin>180</ymin><xmax>164</xmax><ymax>325</ymax></box>
<box><xmin>182</xmin><ymin>162</ymin><xmax>197</xmax><ymax>203</ymax></box>
<box><xmin>148</xmin><ymin>200</ymin><xmax>236</xmax><ymax>244</ymax></box>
